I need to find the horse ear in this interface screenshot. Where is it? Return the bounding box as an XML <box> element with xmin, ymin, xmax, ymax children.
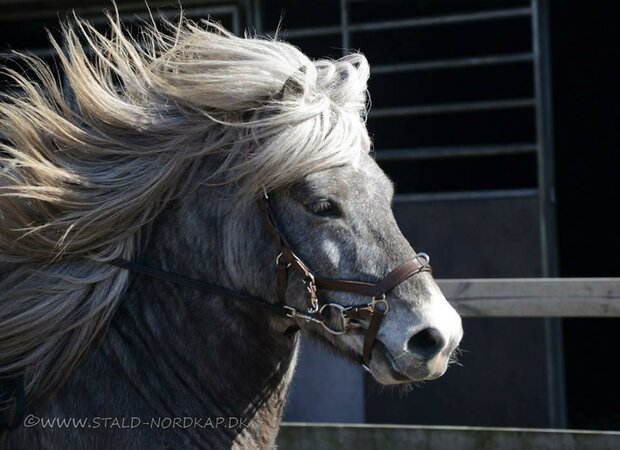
<box><xmin>275</xmin><ymin>66</ymin><xmax>307</xmax><ymax>101</ymax></box>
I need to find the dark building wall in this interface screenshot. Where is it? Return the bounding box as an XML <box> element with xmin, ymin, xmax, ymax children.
<box><xmin>366</xmin><ymin>194</ymin><xmax>553</xmax><ymax>427</ymax></box>
<box><xmin>550</xmin><ymin>0</ymin><xmax>620</xmax><ymax>431</ymax></box>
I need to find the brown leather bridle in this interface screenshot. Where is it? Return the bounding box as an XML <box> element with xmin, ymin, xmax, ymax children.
<box><xmin>259</xmin><ymin>192</ymin><xmax>432</xmax><ymax>368</ymax></box>
<box><xmin>110</xmin><ymin>192</ymin><xmax>432</xmax><ymax>370</ymax></box>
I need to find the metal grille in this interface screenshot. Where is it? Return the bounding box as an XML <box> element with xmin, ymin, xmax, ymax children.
<box><xmin>0</xmin><ymin>3</ymin><xmax>242</xmax><ymax>59</ymax></box>
<box><xmin>256</xmin><ymin>0</ymin><xmax>550</xmax><ymax>202</ymax></box>
<box><xmin>256</xmin><ymin>0</ymin><xmax>556</xmax><ymax>266</ymax></box>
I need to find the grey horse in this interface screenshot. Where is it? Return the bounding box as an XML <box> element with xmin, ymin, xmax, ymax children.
<box><xmin>0</xmin><ymin>15</ymin><xmax>462</xmax><ymax>450</ymax></box>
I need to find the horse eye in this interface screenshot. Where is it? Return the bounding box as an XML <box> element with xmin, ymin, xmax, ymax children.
<box><xmin>309</xmin><ymin>199</ymin><xmax>339</xmax><ymax>217</ymax></box>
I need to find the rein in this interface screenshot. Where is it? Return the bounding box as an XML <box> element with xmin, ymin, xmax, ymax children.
<box><xmin>113</xmin><ymin>192</ymin><xmax>432</xmax><ymax>370</ymax></box>
<box><xmin>0</xmin><ymin>192</ymin><xmax>431</xmax><ymax>432</ymax></box>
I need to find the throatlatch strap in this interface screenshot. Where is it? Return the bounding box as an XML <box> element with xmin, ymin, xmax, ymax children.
<box><xmin>275</xmin><ymin>259</ymin><xmax>289</xmax><ymax>305</ymax></box>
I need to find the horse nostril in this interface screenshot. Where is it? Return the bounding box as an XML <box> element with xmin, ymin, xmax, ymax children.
<box><xmin>407</xmin><ymin>327</ymin><xmax>446</xmax><ymax>361</ymax></box>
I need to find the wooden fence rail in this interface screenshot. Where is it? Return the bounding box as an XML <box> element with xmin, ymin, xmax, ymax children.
<box><xmin>277</xmin><ymin>423</ymin><xmax>620</xmax><ymax>450</ymax></box>
<box><xmin>438</xmin><ymin>278</ymin><xmax>620</xmax><ymax>317</ymax></box>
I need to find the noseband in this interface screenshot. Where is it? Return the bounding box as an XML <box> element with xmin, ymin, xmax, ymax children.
<box><xmin>111</xmin><ymin>193</ymin><xmax>432</xmax><ymax>370</ymax></box>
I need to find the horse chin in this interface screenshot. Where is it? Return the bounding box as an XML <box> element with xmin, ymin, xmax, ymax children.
<box><xmin>366</xmin><ymin>340</ymin><xmax>448</xmax><ymax>385</ymax></box>
<box><xmin>369</xmin><ymin>362</ymin><xmax>414</xmax><ymax>385</ymax></box>
<box><xmin>310</xmin><ymin>329</ymin><xmax>448</xmax><ymax>385</ymax></box>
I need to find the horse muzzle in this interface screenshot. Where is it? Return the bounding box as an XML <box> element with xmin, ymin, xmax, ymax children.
<box><xmin>366</xmin><ymin>294</ymin><xmax>463</xmax><ymax>384</ymax></box>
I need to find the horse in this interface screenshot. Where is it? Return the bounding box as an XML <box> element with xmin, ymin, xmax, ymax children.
<box><xmin>0</xmin><ymin>13</ymin><xmax>463</xmax><ymax>449</ymax></box>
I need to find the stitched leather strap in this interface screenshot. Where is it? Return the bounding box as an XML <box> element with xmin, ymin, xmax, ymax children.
<box><xmin>315</xmin><ymin>258</ymin><xmax>431</xmax><ymax>297</ymax></box>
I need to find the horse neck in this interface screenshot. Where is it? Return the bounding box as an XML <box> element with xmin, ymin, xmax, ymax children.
<box><xmin>101</xmin><ymin>275</ymin><xmax>299</xmax><ymax>447</ymax></box>
<box><xmin>106</xmin><ymin>195</ymin><xmax>299</xmax><ymax>447</ymax></box>
<box><xmin>25</xmin><ymin>196</ymin><xmax>298</xmax><ymax>449</ymax></box>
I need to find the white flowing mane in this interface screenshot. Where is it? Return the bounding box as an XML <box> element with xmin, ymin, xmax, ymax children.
<box><xmin>0</xmin><ymin>12</ymin><xmax>370</xmax><ymax>407</ymax></box>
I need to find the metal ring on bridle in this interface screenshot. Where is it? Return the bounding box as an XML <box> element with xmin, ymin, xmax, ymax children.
<box><xmin>414</xmin><ymin>252</ymin><xmax>430</xmax><ymax>266</ymax></box>
<box><xmin>371</xmin><ymin>294</ymin><xmax>389</xmax><ymax>315</ymax></box>
<box><xmin>319</xmin><ymin>303</ymin><xmax>349</xmax><ymax>335</ymax></box>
